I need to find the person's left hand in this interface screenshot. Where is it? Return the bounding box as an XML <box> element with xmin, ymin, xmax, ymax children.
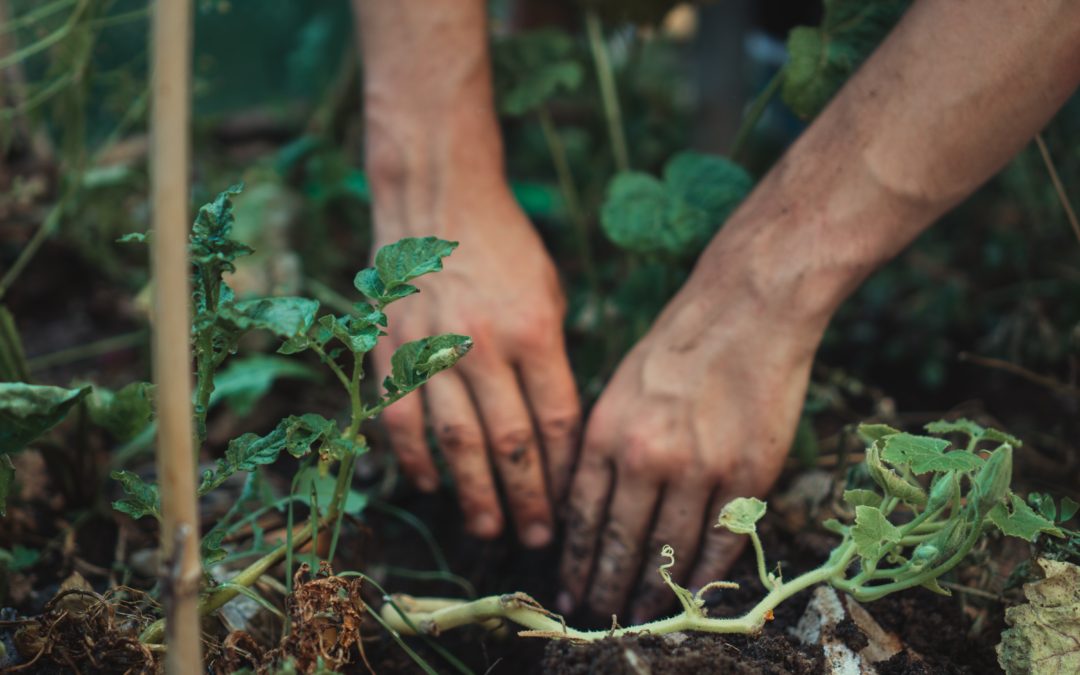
<box><xmin>556</xmin><ymin>236</ymin><xmax>827</xmax><ymax>623</ymax></box>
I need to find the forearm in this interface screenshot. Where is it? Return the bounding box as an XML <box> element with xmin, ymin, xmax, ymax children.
<box><xmin>352</xmin><ymin>0</ymin><xmax>507</xmax><ymax>235</ymax></box>
<box><xmin>695</xmin><ymin>0</ymin><xmax>1080</xmax><ymax>332</ymax></box>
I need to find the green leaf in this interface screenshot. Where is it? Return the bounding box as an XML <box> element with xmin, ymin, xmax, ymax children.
<box><xmin>223</xmin><ymin>297</ymin><xmax>320</xmax><ymax>339</ymax></box>
<box><xmin>600</xmin><ymin>152</ymin><xmax>751</xmax><ymax>257</ymax></box>
<box><xmin>997</xmin><ymin>559</ymin><xmax>1080</xmax><ymax>674</ymax></box>
<box><xmin>880</xmin><ymin>432</ymin><xmax>982</xmax><ymax>475</ymax></box>
<box><xmin>715</xmin><ymin>497</ymin><xmax>767</xmax><ymax>535</ymax></box>
<box><xmin>202</xmin><ymin>528</ymin><xmax>228</xmax><ymax>565</ymax></box>
<box><xmin>0</xmin><ymin>455</ymin><xmax>14</xmax><ymax>517</ymax></box>
<box><xmin>856</xmin><ymin>423</ymin><xmax>900</xmax><ymax>444</ymax></box>
<box><xmin>981</xmin><ymin>428</ymin><xmax>1023</xmax><ymax>448</ymax></box>
<box><xmin>317</xmin><ymin>314</ymin><xmax>380</xmax><ymax>355</ymax></box>
<box><xmin>87</xmin><ymin>382</ymin><xmax>154</xmax><ymax>442</ymax></box>
<box><xmin>211</xmin><ymin>355</ymin><xmax>319</xmax><ymax>417</ymax></box>
<box><xmin>843</xmin><ymin>489</ymin><xmax>882</xmax><ymax>509</ymax></box>
<box><xmin>0</xmin><ymin>383</ymin><xmax>91</xmax><ymax>454</ymax></box>
<box><xmin>386</xmin><ymin>334</ymin><xmax>472</xmax><ymax>394</ymax></box>
<box><xmin>989</xmin><ymin>494</ymin><xmax>1064</xmax><ymax>541</ymax></box>
<box><xmin>190</xmin><ymin>184</ymin><xmax>251</xmax><ymax>269</ymax></box>
<box><xmin>117</xmin><ymin>232</ymin><xmax>148</xmax><ymax>244</ymax></box>
<box><xmin>110</xmin><ymin>470</ymin><xmax>161</xmax><ymax>521</ymax></box>
<box><xmin>973</xmin><ymin>445</ymin><xmax>1013</xmax><ymax>515</ymax></box>
<box><xmin>866</xmin><ymin>440</ymin><xmax>927</xmax><ymax>506</ymax></box>
<box><xmin>0</xmin><ymin>544</ymin><xmax>40</xmax><ymax>572</ymax></box>
<box><xmin>355</xmin><ymin>238</ymin><xmax>459</xmax><ymax>305</ymax></box>
<box><xmin>295</xmin><ymin>465</ymin><xmax>368</xmax><ymax>516</ymax></box>
<box><xmin>1060</xmin><ymin>497</ymin><xmax>1079</xmax><ymax>523</ymax></box>
<box><xmin>493</xmin><ymin>29</ymin><xmax>584</xmax><ymax>116</ymax></box>
<box><xmin>924</xmin><ymin>418</ymin><xmax>985</xmax><ymax>439</ymax></box>
<box><xmin>781</xmin><ymin>0</ymin><xmax>910</xmax><ymax>119</ymax></box>
<box><xmin>851</xmin><ymin>505</ymin><xmax>901</xmax><ymax>561</ymax></box>
<box><xmin>198</xmin><ymin>414</ymin><xmax>340</xmax><ymax>495</ymax></box>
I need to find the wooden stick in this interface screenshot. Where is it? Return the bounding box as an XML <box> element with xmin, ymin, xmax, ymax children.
<box><xmin>150</xmin><ymin>0</ymin><xmax>201</xmax><ymax>671</ymax></box>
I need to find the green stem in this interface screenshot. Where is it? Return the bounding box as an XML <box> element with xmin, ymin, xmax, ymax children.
<box><xmin>25</xmin><ymin>329</ymin><xmax>146</xmax><ymax>372</ymax></box>
<box><xmin>0</xmin><ymin>0</ymin><xmax>87</xmax><ymax>69</ymax></box>
<box><xmin>0</xmin><ymin>0</ymin><xmax>77</xmax><ymax>36</ymax></box>
<box><xmin>748</xmin><ymin>531</ymin><xmax>775</xmax><ymax>589</ymax></box>
<box><xmin>384</xmin><ymin>542</ymin><xmax>858</xmax><ymax>640</ymax></box>
<box><xmin>310</xmin><ymin>343</ymin><xmax>352</xmax><ymax>393</ymax></box>
<box><xmin>0</xmin><ymin>201</ymin><xmax>64</xmax><ymax>301</ymax></box>
<box><xmin>536</xmin><ymin>104</ymin><xmax>599</xmax><ymax>297</ymax></box>
<box><xmin>584</xmin><ymin>10</ymin><xmax>629</xmax><ymax>173</ymax></box>
<box><xmin>729</xmin><ymin>69</ymin><xmax>784</xmax><ymax>162</ymax></box>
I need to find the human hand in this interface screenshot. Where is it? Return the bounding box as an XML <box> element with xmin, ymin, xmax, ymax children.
<box><xmin>371</xmin><ymin>185</ymin><xmax>580</xmax><ymax>549</ymax></box>
<box><xmin>557</xmin><ymin>224</ymin><xmax>829</xmax><ymax>622</ymax></box>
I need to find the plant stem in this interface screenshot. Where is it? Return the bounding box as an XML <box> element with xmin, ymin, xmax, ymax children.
<box><xmin>748</xmin><ymin>531</ymin><xmax>775</xmax><ymax>589</ymax></box>
<box><xmin>1034</xmin><ymin>133</ymin><xmax>1080</xmax><ymax>245</ymax></box>
<box><xmin>584</xmin><ymin>10</ymin><xmax>629</xmax><ymax>173</ymax></box>
<box><xmin>0</xmin><ymin>202</ymin><xmax>63</xmax><ymax>302</ymax></box>
<box><xmin>536</xmin><ymin>104</ymin><xmax>599</xmax><ymax>298</ymax></box>
<box><xmin>729</xmin><ymin>69</ymin><xmax>784</xmax><ymax>162</ymax></box>
<box><xmin>382</xmin><ymin>543</ymin><xmax>858</xmax><ymax>640</ymax></box>
<box><xmin>25</xmin><ymin>329</ymin><xmax>147</xmax><ymax>372</ymax></box>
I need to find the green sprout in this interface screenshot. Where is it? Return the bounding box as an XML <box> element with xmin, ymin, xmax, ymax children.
<box><xmin>380</xmin><ymin>419</ymin><xmax>1063</xmax><ymax>641</ymax></box>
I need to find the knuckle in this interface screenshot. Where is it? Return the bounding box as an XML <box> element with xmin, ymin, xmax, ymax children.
<box><xmin>380</xmin><ymin>406</ymin><xmax>415</xmax><ymax>434</ymax></box>
<box><xmin>491</xmin><ymin>428</ymin><xmax>535</xmax><ymax>462</ymax></box>
<box><xmin>537</xmin><ymin>410</ymin><xmax>581</xmax><ymax>444</ymax></box>
<box><xmin>435</xmin><ymin>422</ymin><xmax>483</xmax><ymax>456</ymax></box>
<box><xmin>621</xmin><ymin>436</ymin><xmax>668</xmax><ymax>477</ymax></box>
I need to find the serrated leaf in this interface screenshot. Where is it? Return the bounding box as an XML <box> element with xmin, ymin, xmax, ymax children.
<box><xmin>317</xmin><ymin>314</ymin><xmax>380</xmax><ymax>355</ymax></box>
<box><xmin>223</xmin><ymin>297</ymin><xmax>320</xmax><ymax>339</ymax></box>
<box><xmin>924</xmin><ymin>418</ymin><xmax>985</xmax><ymax>439</ymax></box>
<box><xmin>198</xmin><ymin>414</ymin><xmax>339</xmax><ymax>495</ymax></box>
<box><xmin>843</xmin><ymin>489</ymin><xmax>882</xmax><ymax>509</ymax></box>
<box><xmin>880</xmin><ymin>432</ymin><xmax>982</xmax><ymax>474</ymax></box>
<box><xmin>0</xmin><ymin>455</ymin><xmax>14</xmax><ymax>517</ymax></box>
<box><xmin>387</xmin><ymin>334</ymin><xmax>472</xmax><ymax>394</ymax></box>
<box><xmin>211</xmin><ymin>355</ymin><xmax>319</xmax><ymax>417</ymax></box>
<box><xmin>852</xmin><ymin>505</ymin><xmax>901</xmax><ymax>561</ymax></box>
<box><xmin>989</xmin><ymin>494</ymin><xmax>1064</xmax><ymax>541</ymax></box>
<box><xmin>356</xmin><ymin>238</ymin><xmax>459</xmax><ymax>306</ymax></box>
<box><xmin>87</xmin><ymin>382</ymin><xmax>154</xmax><ymax>442</ymax></box>
<box><xmin>0</xmin><ymin>383</ymin><xmax>91</xmax><ymax>454</ymax></box>
<box><xmin>997</xmin><ymin>559</ymin><xmax>1080</xmax><ymax>674</ymax></box>
<box><xmin>493</xmin><ymin>29</ymin><xmax>584</xmax><ymax>116</ymax></box>
<box><xmin>190</xmin><ymin>184</ymin><xmax>251</xmax><ymax>269</ymax></box>
<box><xmin>982</xmin><ymin>428</ymin><xmax>1022</xmax><ymax>448</ymax></box>
<box><xmin>856</xmin><ymin>423</ymin><xmax>900</xmax><ymax>445</ymax></box>
<box><xmin>600</xmin><ymin>152</ymin><xmax>751</xmax><ymax>258</ymax></box>
<box><xmin>715</xmin><ymin>497</ymin><xmax>767</xmax><ymax>535</ymax></box>
<box><xmin>110</xmin><ymin>470</ymin><xmax>161</xmax><ymax>521</ymax></box>
<box><xmin>781</xmin><ymin>0</ymin><xmax>910</xmax><ymax>119</ymax></box>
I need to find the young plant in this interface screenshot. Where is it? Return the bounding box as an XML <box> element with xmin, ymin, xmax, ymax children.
<box><xmin>107</xmin><ymin>185</ymin><xmax>471</xmax><ymax>643</ymax></box>
<box><xmin>380</xmin><ymin>419</ymin><xmax>1064</xmax><ymax>641</ymax></box>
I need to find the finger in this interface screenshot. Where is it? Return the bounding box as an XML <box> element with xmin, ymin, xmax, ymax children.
<box><xmin>688</xmin><ymin>490</ymin><xmax>751</xmax><ymax>591</ymax></box>
<box><xmin>517</xmin><ymin>337</ymin><xmax>581</xmax><ymax>502</ymax></box>
<box><xmin>423</xmin><ymin>371</ymin><xmax>503</xmax><ymax>539</ymax></box>
<box><xmin>374</xmin><ymin>337</ymin><xmax>438</xmax><ymax>491</ymax></box>
<box><xmin>464</xmin><ymin>357</ymin><xmax>553</xmax><ymax>548</ymax></box>
<box><xmin>557</xmin><ymin>448</ymin><xmax>613</xmax><ymax>614</ymax></box>
<box><xmin>628</xmin><ymin>483</ymin><xmax>711</xmax><ymax>623</ymax></box>
<box><xmin>586</xmin><ymin>473</ymin><xmax>661</xmax><ymax>617</ymax></box>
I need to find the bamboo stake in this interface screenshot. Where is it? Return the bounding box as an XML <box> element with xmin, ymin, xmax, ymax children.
<box><xmin>150</xmin><ymin>0</ymin><xmax>201</xmax><ymax>672</ymax></box>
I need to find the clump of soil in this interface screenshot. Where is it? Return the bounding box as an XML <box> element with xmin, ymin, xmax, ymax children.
<box><xmin>543</xmin><ymin>633</ymin><xmax>823</xmax><ymax>675</ymax></box>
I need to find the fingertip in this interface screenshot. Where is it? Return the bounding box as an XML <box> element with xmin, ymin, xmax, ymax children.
<box><xmin>467</xmin><ymin>512</ymin><xmax>503</xmax><ymax>539</ymax></box>
<box><xmin>522</xmin><ymin>522</ymin><xmax>553</xmax><ymax>548</ymax></box>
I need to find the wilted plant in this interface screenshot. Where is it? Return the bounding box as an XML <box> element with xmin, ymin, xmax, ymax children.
<box><xmin>380</xmin><ymin>420</ymin><xmax>1064</xmax><ymax>641</ymax></box>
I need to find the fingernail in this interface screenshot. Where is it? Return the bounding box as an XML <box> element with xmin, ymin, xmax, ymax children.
<box><xmin>523</xmin><ymin>523</ymin><xmax>552</xmax><ymax>548</ymax></box>
<box><xmin>556</xmin><ymin>591</ymin><xmax>574</xmax><ymax>615</ymax></box>
<box><xmin>470</xmin><ymin>513</ymin><xmax>500</xmax><ymax>538</ymax></box>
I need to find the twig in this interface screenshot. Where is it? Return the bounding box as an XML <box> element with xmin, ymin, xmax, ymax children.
<box><xmin>149</xmin><ymin>0</ymin><xmax>201</xmax><ymax>670</ymax></box>
<box><xmin>1034</xmin><ymin>133</ymin><xmax>1080</xmax><ymax>246</ymax></box>
<box><xmin>584</xmin><ymin>10</ymin><xmax>629</xmax><ymax>173</ymax></box>
<box><xmin>958</xmin><ymin>352</ymin><xmax>1079</xmax><ymax>398</ymax></box>
<box><xmin>729</xmin><ymin>69</ymin><xmax>784</xmax><ymax>162</ymax></box>
<box><xmin>26</xmin><ymin>329</ymin><xmax>147</xmax><ymax>372</ymax></box>
<box><xmin>0</xmin><ymin>203</ymin><xmax>63</xmax><ymax>302</ymax></box>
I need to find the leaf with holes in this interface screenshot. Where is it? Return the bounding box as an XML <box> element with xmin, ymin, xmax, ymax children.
<box><xmin>715</xmin><ymin>497</ymin><xmax>767</xmax><ymax>535</ymax></box>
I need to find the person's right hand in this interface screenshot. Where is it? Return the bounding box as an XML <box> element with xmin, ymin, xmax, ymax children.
<box><xmin>370</xmin><ymin>180</ymin><xmax>580</xmax><ymax>549</ymax></box>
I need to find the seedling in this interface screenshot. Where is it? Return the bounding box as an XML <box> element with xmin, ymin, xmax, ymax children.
<box><xmin>0</xmin><ymin>185</ymin><xmax>471</xmax><ymax>645</ymax></box>
<box><xmin>381</xmin><ymin>419</ymin><xmax>1064</xmax><ymax>641</ymax></box>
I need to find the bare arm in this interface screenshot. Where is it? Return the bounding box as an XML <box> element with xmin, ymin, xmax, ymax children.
<box><xmin>562</xmin><ymin>0</ymin><xmax>1080</xmax><ymax>621</ymax></box>
<box><xmin>353</xmin><ymin>1</ymin><xmax>580</xmax><ymax>548</ymax></box>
